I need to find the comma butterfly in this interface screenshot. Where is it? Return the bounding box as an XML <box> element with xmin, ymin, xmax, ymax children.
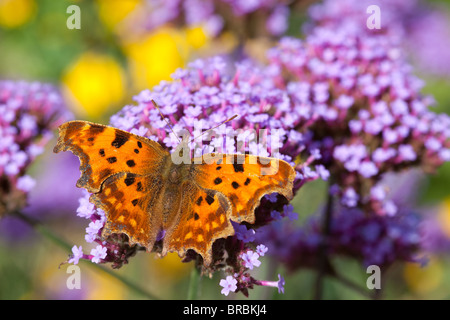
<box><xmin>53</xmin><ymin>114</ymin><xmax>295</xmax><ymax>266</ymax></box>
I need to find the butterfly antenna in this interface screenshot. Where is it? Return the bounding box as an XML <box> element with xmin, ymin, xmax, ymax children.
<box><xmin>190</xmin><ymin>114</ymin><xmax>238</xmax><ymax>143</ymax></box>
<box><xmin>151</xmin><ymin>100</ymin><xmax>181</xmax><ymax>144</ymax></box>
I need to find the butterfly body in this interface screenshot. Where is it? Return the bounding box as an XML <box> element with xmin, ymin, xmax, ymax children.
<box><xmin>54</xmin><ymin>120</ymin><xmax>295</xmax><ymax>266</ymax></box>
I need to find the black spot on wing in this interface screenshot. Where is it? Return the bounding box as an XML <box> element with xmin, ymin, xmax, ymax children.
<box><xmin>107</xmin><ymin>157</ymin><xmax>117</xmax><ymax>163</ymax></box>
<box><xmin>124</xmin><ymin>173</ymin><xmax>136</xmax><ymax>186</ymax></box>
<box><xmin>206</xmin><ymin>194</ymin><xmax>214</xmax><ymax>205</ymax></box>
<box><xmin>233</xmin><ymin>163</ymin><xmax>244</xmax><ymax>173</ymax></box>
<box><xmin>111</xmin><ymin>131</ymin><xmax>129</xmax><ymax>148</ymax></box>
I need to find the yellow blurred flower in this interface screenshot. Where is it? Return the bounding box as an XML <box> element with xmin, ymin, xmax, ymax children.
<box><xmin>96</xmin><ymin>0</ymin><xmax>141</xmax><ymax>32</ymax></box>
<box><xmin>403</xmin><ymin>257</ymin><xmax>443</xmax><ymax>295</ymax></box>
<box><xmin>186</xmin><ymin>26</ymin><xmax>209</xmax><ymax>50</ymax></box>
<box><xmin>62</xmin><ymin>52</ymin><xmax>126</xmax><ymax>119</ymax></box>
<box><xmin>85</xmin><ymin>270</ymin><xmax>127</xmax><ymax>300</ymax></box>
<box><xmin>151</xmin><ymin>252</ymin><xmax>192</xmax><ymax>281</ymax></box>
<box><xmin>0</xmin><ymin>0</ymin><xmax>35</xmax><ymax>28</ymax></box>
<box><xmin>122</xmin><ymin>28</ymin><xmax>189</xmax><ymax>91</ymax></box>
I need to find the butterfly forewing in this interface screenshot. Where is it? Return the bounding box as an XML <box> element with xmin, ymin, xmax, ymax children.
<box><xmin>54</xmin><ymin>120</ymin><xmax>169</xmax><ymax>250</ymax></box>
<box><xmin>53</xmin><ymin>121</ymin><xmax>169</xmax><ymax>193</ymax></box>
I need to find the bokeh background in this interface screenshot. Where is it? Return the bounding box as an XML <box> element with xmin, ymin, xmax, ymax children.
<box><xmin>1</xmin><ymin>0</ymin><xmax>450</xmax><ymax>300</ymax></box>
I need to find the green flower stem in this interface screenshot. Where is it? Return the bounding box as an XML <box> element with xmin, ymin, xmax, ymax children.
<box><xmin>13</xmin><ymin>210</ymin><xmax>159</xmax><ymax>300</ymax></box>
<box><xmin>313</xmin><ymin>186</ymin><xmax>334</xmax><ymax>300</ymax></box>
<box><xmin>187</xmin><ymin>264</ymin><xmax>202</xmax><ymax>300</ymax></box>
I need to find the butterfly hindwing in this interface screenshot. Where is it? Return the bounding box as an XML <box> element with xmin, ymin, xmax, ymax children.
<box><xmin>163</xmin><ymin>181</ymin><xmax>234</xmax><ymax>265</ymax></box>
<box><xmin>90</xmin><ymin>172</ymin><xmax>164</xmax><ymax>248</ymax></box>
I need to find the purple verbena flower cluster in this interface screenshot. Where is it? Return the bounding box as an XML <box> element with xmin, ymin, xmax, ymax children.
<box><xmin>307</xmin><ymin>0</ymin><xmax>450</xmax><ymax>78</ymax></box>
<box><xmin>216</xmin><ymin>223</ymin><xmax>285</xmax><ymax>297</ymax></box>
<box><xmin>0</xmin><ymin>80</ymin><xmax>70</xmax><ymax>217</ymax></box>
<box><xmin>140</xmin><ymin>0</ymin><xmax>293</xmax><ymax>37</ymax></box>
<box><xmin>242</xmin><ymin>21</ymin><xmax>450</xmax><ymax>276</ymax></box>
<box><xmin>219</xmin><ymin>243</ymin><xmax>285</xmax><ymax>296</ymax></box>
<box><xmin>68</xmin><ymin>190</ymin><xmax>139</xmax><ymax>268</ymax></box>
<box><xmin>256</xmin><ymin>205</ymin><xmax>423</xmax><ymax>270</ymax></box>
<box><xmin>267</xmin><ymin>26</ymin><xmax>450</xmax><ymax>215</ymax></box>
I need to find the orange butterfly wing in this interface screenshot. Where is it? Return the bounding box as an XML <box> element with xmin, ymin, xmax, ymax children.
<box><xmin>192</xmin><ymin>153</ymin><xmax>295</xmax><ymax>223</ymax></box>
<box><xmin>90</xmin><ymin>172</ymin><xmax>165</xmax><ymax>248</ymax></box>
<box><xmin>164</xmin><ymin>153</ymin><xmax>295</xmax><ymax>265</ymax></box>
<box><xmin>162</xmin><ymin>181</ymin><xmax>234</xmax><ymax>265</ymax></box>
<box><xmin>53</xmin><ymin>121</ymin><xmax>168</xmax><ymax>193</ymax></box>
<box><xmin>54</xmin><ymin>121</ymin><xmax>169</xmax><ymax>248</ymax></box>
